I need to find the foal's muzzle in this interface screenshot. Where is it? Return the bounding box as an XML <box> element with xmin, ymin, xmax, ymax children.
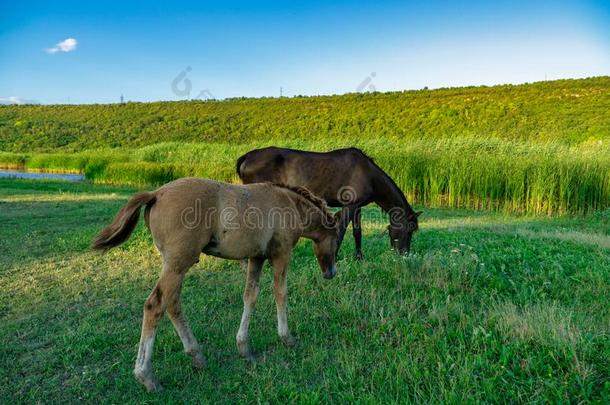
<box><xmin>323</xmin><ymin>265</ymin><xmax>337</xmax><ymax>279</ymax></box>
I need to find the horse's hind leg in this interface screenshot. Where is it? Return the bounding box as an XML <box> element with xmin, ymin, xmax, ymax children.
<box><xmin>236</xmin><ymin>258</ymin><xmax>264</xmax><ymax>361</ymax></box>
<box><xmin>133</xmin><ymin>258</ymin><xmax>194</xmax><ymax>392</ymax></box>
<box><xmin>352</xmin><ymin>206</ymin><xmax>364</xmax><ymax>260</ymax></box>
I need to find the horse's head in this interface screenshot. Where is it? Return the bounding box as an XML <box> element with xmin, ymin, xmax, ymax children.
<box><xmin>388</xmin><ymin>211</ymin><xmax>422</xmax><ymax>255</ymax></box>
<box><xmin>313</xmin><ymin>211</ymin><xmax>341</xmax><ymax>279</ymax></box>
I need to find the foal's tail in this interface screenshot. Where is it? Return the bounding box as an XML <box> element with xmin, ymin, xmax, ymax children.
<box><xmin>90</xmin><ymin>191</ymin><xmax>156</xmax><ymax>252</ymax></box>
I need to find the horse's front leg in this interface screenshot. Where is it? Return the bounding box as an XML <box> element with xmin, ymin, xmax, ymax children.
<box><xmin>236</xmin><ymin>258</ymin><xmax>264</xmax><ymax>361</ymax></box>
<box><xmin>134</xmin><ymin>263</ymin><xmax>187</xmax><ymax>392</ymax></box>
<box><xmin>270</xmin><ymin>254</ymin><xmax>297</xmax><ymax>348</ymax></box>
<box><xmin>352</xmin><ymin>206</ymin><xmax>364</xmax><ymax>260</ymax></box>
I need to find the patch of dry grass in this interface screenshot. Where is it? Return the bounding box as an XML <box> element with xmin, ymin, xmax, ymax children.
<box><xmin>490</xmin><ymin>301</ymin><xmax>581</xmax><ymax>347</ymax></box>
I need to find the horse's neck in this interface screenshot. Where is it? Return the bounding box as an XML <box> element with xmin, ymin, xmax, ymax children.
<box><xmin>372</xmin><ymin>171</ymin><xmax>414</xmax><ymax>223</ymax></box>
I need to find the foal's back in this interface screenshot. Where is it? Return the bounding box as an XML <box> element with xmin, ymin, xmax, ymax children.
<box><xmin>147</xmin><ymin>178</ymin><xmax>295</xmax><ymax>261</ymax></box>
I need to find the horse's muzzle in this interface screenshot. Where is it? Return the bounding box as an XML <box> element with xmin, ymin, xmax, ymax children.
<box><xmin>323</xmin><ymin>265</ymin><xmax>337</xmax><ymax>279</ymax></box>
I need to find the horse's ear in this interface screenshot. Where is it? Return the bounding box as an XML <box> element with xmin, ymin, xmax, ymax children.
<box><xmin>415</xmin><ymin>211</ymin><xmax>423</xmax><ymax>217</ymax></box>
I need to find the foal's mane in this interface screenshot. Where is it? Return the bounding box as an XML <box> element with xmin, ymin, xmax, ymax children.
<box><xmin>271</xmin><ymin>182</ymin><xmax>336</xmax><ymax>226</ymax></box>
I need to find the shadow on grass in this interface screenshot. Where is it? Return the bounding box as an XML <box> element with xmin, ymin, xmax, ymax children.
<box><xmin>0</xmin><ymin>198</ymin><xmax>133</xmax><ymax>270</ymax></box>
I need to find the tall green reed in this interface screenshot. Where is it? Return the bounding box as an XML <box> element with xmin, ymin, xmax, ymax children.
<box><xmin>1</xmin><ymin>138</ymin><xmax>608</xmax><ymax>214</ymax></box>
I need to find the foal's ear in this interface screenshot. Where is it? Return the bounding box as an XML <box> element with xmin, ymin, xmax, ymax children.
<box><xmin>333</xmin><ymin>211</ymin><xmax>342</xmax><ymax>225</ymax></box>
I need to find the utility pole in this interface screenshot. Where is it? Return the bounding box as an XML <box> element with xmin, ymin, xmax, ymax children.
<box><xmin>120</xmin><ymin>94</ymin><xmax>124</xmax><ymax>104</ymax></box>
<box><xmin>280</xmin><ymin>86</ymin><xmax>283</xmax><ymax>97</ymax></box>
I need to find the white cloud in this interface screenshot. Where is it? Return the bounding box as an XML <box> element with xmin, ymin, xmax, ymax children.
<box><xmin>0</xmin><ymin>96</ymin><xmax>39</xmax><ymax>105</ymax></box>
<box><xmin>46</xmin><ymin>38</ymin><xmax>78</xmax><ymax>54</ymax></box>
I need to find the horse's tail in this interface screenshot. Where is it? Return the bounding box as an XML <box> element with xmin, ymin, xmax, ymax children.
<box><xmin>235</xmin><ymin>152</ymin><xmax>249</xmax><ymax>180</ymax></box>
<box><xmin>90</xmin><ymin>191</ymin><xmax>156</xmax><ymax>252</ymax></box>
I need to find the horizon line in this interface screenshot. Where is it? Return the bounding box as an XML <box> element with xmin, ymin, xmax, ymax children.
<box><xmin>2</xmin><ymin>75</ymin><xmax>608</xmax><ymax>107</ymax></box>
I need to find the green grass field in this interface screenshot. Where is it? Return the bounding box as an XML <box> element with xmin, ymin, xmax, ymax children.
<box><xmin>1</xmin><ymin>179</ymin><xmax>608</xmax><ymax>403</ymax></box>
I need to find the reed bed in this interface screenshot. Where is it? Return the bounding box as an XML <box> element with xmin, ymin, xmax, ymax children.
<box><xmin>2</xmin><ymin>138</ymin><xmax>607</xmax><ymax>215</ymax></box>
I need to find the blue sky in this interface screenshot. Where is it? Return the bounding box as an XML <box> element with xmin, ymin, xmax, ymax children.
<box><xmin>1</xmin><ymin>0</ymin><xmax>608</xmax><ymax>104</ymax></box>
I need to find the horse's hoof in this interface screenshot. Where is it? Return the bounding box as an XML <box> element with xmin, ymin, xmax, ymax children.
<box><xmin>191</xmin><ymin>352</ymin><xmax>206</xmax><ymax>370</ymax></box>
<box><xmin>134</xmin><ymin>369</ymin><xmax>163</xmax><ymax>393</ymax></box>
<box><xmin>281</xmin><ymin>335</ymin><xmax>298</xmax><ymax>348</ymax></box>
<box><xmin>355</xmin><ymin>252</ymin><xmax>364</xmax><ymax>261</ymax></box>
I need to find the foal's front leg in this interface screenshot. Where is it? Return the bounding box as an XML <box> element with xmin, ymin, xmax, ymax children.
<box><xmin>236</xmin><ymin>258</ymin><xmax>263</xmax><ymax>361</ymax></box>
<box><xmin>271</xmin><ymin>254</ymin><xmax>297</xmax><ymax>348</ymax></box>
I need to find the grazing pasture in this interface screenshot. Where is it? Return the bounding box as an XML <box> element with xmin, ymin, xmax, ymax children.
<box><xmin>1</xmin><ymin>179</ymin><xmax>608</xmax><ymax>402</ymax></box>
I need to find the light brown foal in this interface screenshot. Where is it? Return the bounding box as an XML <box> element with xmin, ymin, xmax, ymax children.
<box><xmin>91</xmin><ymin>178</ymin><xmax>339</xmax><ymax>392</ymax></box>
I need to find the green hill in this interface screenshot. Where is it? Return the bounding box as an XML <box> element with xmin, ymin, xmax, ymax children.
<box><xmin>1</xmin><ymin>77</ymin><xmax>609</xmax><ymax>152</ymax></box>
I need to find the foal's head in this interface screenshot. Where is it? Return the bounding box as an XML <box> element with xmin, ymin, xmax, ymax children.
<box><xmin>277</xmin><ymin>183</ymin><xmax>341</xmax><ymax>279</ymax></box>
<box><xmin>388</xmin><ymin>210</ymin><xmax>422</xmax><ymax>255</ymax></box>
<box><xmin>312</xmin><ymin>213</ymin><xmax>341</xmax><ymax>279</ymax></box>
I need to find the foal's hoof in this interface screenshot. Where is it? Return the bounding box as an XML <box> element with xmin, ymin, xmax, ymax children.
<box><xmin>134</xmin><ymin>369</ymin><xmax>163</xmax><ymax>393</ymax></box>
<box><xmin>281</xmin><ymin>335</ymin><xmax>298</xmax><ymax>348</ymax></box>
<box><xmin>243</xmin><ymin>352</ymin><xmax>257</xmax><ymax>363</ymax></box>
<box><xmin>239</xmin><ymin>349</ymin><xmax>257</xmax><ymax>363</ymax></box>
<box><xmin>355</xmin><ymin>252</ymin><xmax>364</xmax><ymax>261</ymax></box>
<box><xmin>190</xmin><ymin>351</ymin><xmax>206</xmax><ymax>370</ymax></box>
<box><xmin>238</xmin><ymin>341</ymin><xmax>256</xmax><ymax>363</ymax></box>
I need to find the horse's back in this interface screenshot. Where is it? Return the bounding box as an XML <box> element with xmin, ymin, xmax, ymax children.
<box><xmin>237</xmin><ymin>147</ymin><xmax>375</xmax><ymax>206</ymax></box>
<box><xmin>237</xmin><ymin>147</ymin><xmax>286</xmax><ymax>184</ymax></box>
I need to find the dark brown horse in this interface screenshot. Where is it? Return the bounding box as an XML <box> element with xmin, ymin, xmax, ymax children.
<box><xmin>236</xmin><ymin>147</ymin><xmax>421</xmax><ymax>258</ymax></box>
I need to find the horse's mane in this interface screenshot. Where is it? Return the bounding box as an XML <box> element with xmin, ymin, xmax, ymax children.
<box><xmin>351</xmin><ymin>148</ymin><xmax>417</xmax><ymax>220</ymax></box>
<box><xmin>271</xmin><ymin>182</ymin><xmax>336</xmax><ymax>226</ymax></box>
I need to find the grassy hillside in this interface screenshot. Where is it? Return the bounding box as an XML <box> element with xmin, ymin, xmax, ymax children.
<box><xmin>1</xmin><ymin>77</ymin><xmax>609</xmax><ymax>214</ymax></box>
<box><xmin>1</xmin><ymin>180</ymin><xmax>609</xmax><ymax>402</ymax></box>
<box><xmin>1</xmin><ymin>77</ymin><xmax>609</xmax><ymax>152</ymax></box>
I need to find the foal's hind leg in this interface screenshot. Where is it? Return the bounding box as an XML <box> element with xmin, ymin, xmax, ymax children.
<box><xmin>166</xmin><ymin>281</ymin><xmax>205</xmax><ymax>370</ymax></box>
<box><xmin>271</xmin><ymin>254</ymin><xmax>296</xmax><ymax>348</ymax></box>
<box><xmin>134</xmin><ymin>259</ymin><xmax>194</xmax><ymax>392</ymax></box>
<box><xmin>236</xmin><ymin>258</ymin><xmax>264</xmax><ymax>361</ymax></box>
